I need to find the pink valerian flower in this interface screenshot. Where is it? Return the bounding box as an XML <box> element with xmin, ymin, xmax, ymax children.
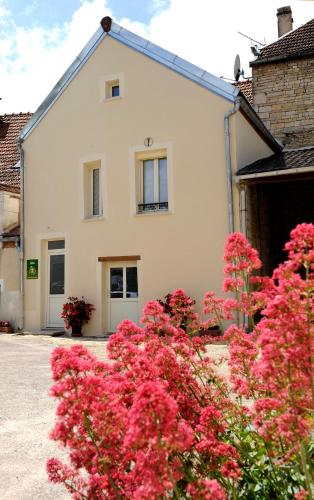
<box><xmin>187</xmin><ymin>479</ymin><xmax>227</xmax><ymax>499</ymax></box>
<box><xmin>203</xmin><ymin>292</ymin><xmax>226</xmax><ymax>325</ymax></box>
<box><xmin>224</xmin><ymin>325</ymin><xmax>260</xmax><ymax>398</ymax></box>
<box><xmin>284</xmin><ymin>223</ymin><xmax>314</xmax><ymax>268</ymax></box>
<box><xmin>47</xmin><ymin>224</ymin><xmax>314</xmax><ymax>498</ymax></box>
<box><xmin>224</xmin><ymin>232</ymin><xmax>262</xmax><ymax>274</ymax></box>
<box><xmin>295</xmin><ymin>489</ymin><xmax>308</xmax><ymax>500</ymax></box>
<box><xmin>220</xmin><ymin>460</ymin><xmax>242</xmax><ymax>480</ymax></box>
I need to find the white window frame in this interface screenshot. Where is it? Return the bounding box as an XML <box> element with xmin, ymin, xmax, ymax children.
<box><xmin>91</xmin><ymin>166</ymin><xmax>101</xmax><ymax>217</ymax></box>
<box><xmin>139</xmin><ymin>157</ymin><xmax>168</xmax><ymax>207</ymax></box>
<box><xmin>129</xmin><ymin>143</ymin><xmax>173</xmax><ymax>217</ymax></box>
<box><xmin>100</xmin><ymin>73</ymin><xmax>125</xmax><ymax>102</ymax></box>
<box><xmin>79</xmin><ymin>154</ymin><xmax>107</xmax><ymax>222</ymax></box>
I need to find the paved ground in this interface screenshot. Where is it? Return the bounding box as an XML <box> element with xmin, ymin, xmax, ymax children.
<box><xmin>0</xmin><ymin>333</ymin><xmax>228</xmax><ymax>499</ymax></box>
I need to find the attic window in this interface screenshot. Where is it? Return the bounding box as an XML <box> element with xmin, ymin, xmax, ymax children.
<box><xmin>106</xmin><ymin>80</ymin><xmax>120</xmax><ymax>99</ymax></box>
<box><xmin>100</xmin><ymin>73</ymin><xmax>124</xmax><ymax>102</ymax></box>
<box><xmin>111</xmin><ymin>85</ymin><xmax>120</xmax><ymax>98</ymax></box>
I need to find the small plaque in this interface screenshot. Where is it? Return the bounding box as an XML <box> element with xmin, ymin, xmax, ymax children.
<box><xmin>27</xmin><ymin>259</ymin><xmax>39</xmax><ymax>279</ymax></box>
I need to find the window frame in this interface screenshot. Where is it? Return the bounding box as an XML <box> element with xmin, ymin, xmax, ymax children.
<box><xmin>129</xmin><ymin>143</ymin><xmax>173</xmax><ymax>217</ymax></box>
<box><xmin>139</xmin><ymin>157</ymin><xmax>168</xmax><ymax>211</ymax></box>
<box><xmin>100</xmin><ymin>73</ymin><xmax>124</xmax><ymax>102</ymax></box>
<box><xmin>91</xmin><ymin>166</ymin><xmax>101</xmax><ymax>217</ymax></box>
<box><xmin>80</xmin><ymin>154</ymin><xmax>106</xmax><ymax>222</ymax></box>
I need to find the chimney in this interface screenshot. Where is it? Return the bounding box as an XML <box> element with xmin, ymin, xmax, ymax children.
<box><xmin>277</xmin><ymin>6</ymin><xmax>293</xmax><ymax>37</ymax></box>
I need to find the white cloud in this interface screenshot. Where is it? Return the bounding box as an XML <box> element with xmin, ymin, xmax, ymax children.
<box><xmin>0</xmin><ymin>0</ymin><xmax>313</xmax><ymax>113</ymax></box>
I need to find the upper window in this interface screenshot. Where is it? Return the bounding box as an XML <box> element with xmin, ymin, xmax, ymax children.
<box><xmin>100</xmin><ymin>73</ymin><xmax>124</xmax><ymax>102</ymax></box>
<box><xmin>111</xmin><ymin>84</ymin><xmax>120</xmax><ymax>98</ymax></box>
<box><xmin>82</xmin><ymin>160</ymin><xmax>103</xmax><ymax>219</ymax></box>
<box><xmin>138</xmin><ymin>155</ymin><xmax>168</xmax><ymax>213</ymax></box>
<box><xmin>92</xmin><ymin>167</ymin><xmax>101</xmax><ymax>216</ymax></box>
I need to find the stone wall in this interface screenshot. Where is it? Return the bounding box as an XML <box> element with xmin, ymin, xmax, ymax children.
<box><xmin>252</xmin><ymin>57</ymin><xmax>314</xmax><ymax>147</ymax></box>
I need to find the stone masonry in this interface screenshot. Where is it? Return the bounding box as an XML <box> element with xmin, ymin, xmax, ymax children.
<box><xmin>252</xmin><ymin>57</ymin><xmax>314</xmax><ymax>147</ymax></box>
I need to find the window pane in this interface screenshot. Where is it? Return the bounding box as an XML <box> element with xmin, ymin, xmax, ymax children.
<box><xmin>92</xmin><ymin>168</ymin><xmax>100</xmax><ymax>216</ymax></box>
<box><xmin>143</xmin><ymin>160</ymin><xmax>154</xmax><ymax>204</ymax></box>
<box><xmin>158</xmin><ymin>158</ymin><xmax>168</xmax><ymax>203</ymax></box>
<box><xmin>110</xmin><ymin>268</ymin><xmax>123</xmax><ymax>298</ymax></box>
<box><xmin>50</xmin><ymin>255</ymin><xmax>64</xmax><ymax>295</ymax></box>
<box><xmin>126</xmin><ymin>267</ymin><xmax>138</xmax><ymax>298</ymax></box>
<box><xmin>48</xmin><ymin>240</ymin><xmax>65</xmax><ymax>250</ymax></box>
<box><xmin>112</xmin><ymin>85</ymin><xmax>120</xmax><ymax>97</ymax></box>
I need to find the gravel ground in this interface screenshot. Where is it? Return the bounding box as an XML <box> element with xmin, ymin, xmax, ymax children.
<box><xmin>0</xmin><ymin>333</ymin><xmax>228</xmax><ymax>499</ymax></box>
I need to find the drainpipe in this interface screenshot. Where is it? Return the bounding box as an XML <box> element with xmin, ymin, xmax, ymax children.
<box><xmin>224</xmin><ymin>98</ymin><xmax>241</xmax><ymax>234</ymax></box>
<box><xmin>240</xmin><ymin>186</ymin><xmax>248</xmax><ymax>237</ymax></box>
<box><xmin>17</xmin><ymin>138</ymin><xmax>24</xmax><ymax>331</ymax></box>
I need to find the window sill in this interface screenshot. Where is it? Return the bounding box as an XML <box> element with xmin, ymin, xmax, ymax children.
<box><xmin>81</xmin><ymin>216</ymin><xmax>105</xmax><ymax>223</ymax></box>
<box><xmin>134</xmin><ymin>210</ymin><xmax>172</xmax><ymax>218</ymax></box>
<box><xmin>104</xmin><ymin>96</ymin><xmax>122</xmax><ymax>102</ymax></box>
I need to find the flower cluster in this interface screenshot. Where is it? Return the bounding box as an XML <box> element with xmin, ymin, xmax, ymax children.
<box><xmin>61</xmin><ymin>296</ymin><xmax>95</xmax><ymax>329</ymax></box>
<box><xmin>48</xmin><ymin>224</ymin><xmax>314</xmax><ymax>499</ymax></box>
<box><xmin>158</xmin><ymin>289</ymin><xmax>199</xmax><ymax>332</ymax></box>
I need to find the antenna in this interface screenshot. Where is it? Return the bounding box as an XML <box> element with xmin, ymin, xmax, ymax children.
<box><xmin>237</xmin><ymin>31</ymin><xmax>265</xmax><ymax>46</ymax></box>
<box><xmin>234</xmin><ymin>55</ymin><xmax>244</xmax><ymax>82</ymax></box>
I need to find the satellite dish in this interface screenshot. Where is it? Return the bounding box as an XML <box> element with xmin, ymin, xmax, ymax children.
<box><xmin>234</xmin><ymin>54</ymin><xmax>243</xmax><ymax>81</ymax></box>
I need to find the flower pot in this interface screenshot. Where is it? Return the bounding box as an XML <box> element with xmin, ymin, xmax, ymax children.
<box><xmin>0</xmin><ymin>326</ymin><xmax>13</xmax><ymax>333</ymax></box>
<box><xmin>71</xmin><ymin>325</ymin><xmax>83</xmax><ymax>337</ymax></box>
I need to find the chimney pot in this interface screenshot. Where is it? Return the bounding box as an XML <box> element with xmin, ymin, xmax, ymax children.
<box><xmin>101</xmin><ymin>16</ymin><xmax>112</xmax><ymax>33</ymax></box>
<box><xmin>277</xmin><ymin>6</ymin><xmax>293</xmax><ymax>38</ymax></box>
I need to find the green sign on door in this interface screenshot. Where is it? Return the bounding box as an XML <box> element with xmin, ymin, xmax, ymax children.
<box><xmin>26</xmin><ymin>259</ymin><xmax>39</xmax><ymax>279</ymax></box>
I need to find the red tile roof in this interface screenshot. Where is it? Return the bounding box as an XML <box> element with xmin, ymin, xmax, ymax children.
<box><xmin>0</xmin><ymin>113</ymin><xmax>32</xmax><ymax>191</ymax></box>
<box><xmin>251</xmin><ymin>18</ymin><xmax>314</xmax><ymax>65</ymax></box>
<box><xmin>233</xmin><ymin>80</ymin><xmax>253</xmax><ymax>105</ymax></box>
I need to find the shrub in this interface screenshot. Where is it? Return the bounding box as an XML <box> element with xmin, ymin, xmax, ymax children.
<box><xmin>48</xmin><ymin>224</ymin><xmax>314</xmax><ymax>499</ymax></box>
<box><xmin>61</xmin><ymin>296</ymin><xmax>95</xmax><ymax>330</ymax></box>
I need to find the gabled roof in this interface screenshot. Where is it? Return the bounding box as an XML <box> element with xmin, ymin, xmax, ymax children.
<box><xmin>0</xmin><ymin>113</ymin><xmax>32</xmax><ymax>191</ymax></box>
<box><xmin>251</xmin><ymin>18</ymin><xmax>314</xmax><ymax>66</ymax></box>
<box><xmin>233</xmin><ymin>80</ymin><xmax>253</xmax><ymax>105</ymax></box>
<box><xmin>237</xmin><ymin>146</ymin><xmax>314</xmax><ymax>178</ymax></box>
<box><xmin>19</xmin><ymin>19</ymin><xmax>280</xmax><ymax>153</ymax></box>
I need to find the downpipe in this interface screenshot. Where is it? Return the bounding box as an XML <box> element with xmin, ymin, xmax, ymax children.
<box><xmin>17</xmin><ymin>138</ymin><xmax>24</xmax><ymax>332</ymax></box>
<box><xmin>224</xmin><ymin>98</ymin><xmax>241</xmax><ymax>234</ymax></box>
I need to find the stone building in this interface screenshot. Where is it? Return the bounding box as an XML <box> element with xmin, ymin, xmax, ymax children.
<box><xmin>251</xmin><ymin>9</ymin><xmax>314</xmax><ymax>148</ymax></box>
<box><xmin>236</xmin><ymin>8</ymin><xmax>314</xmax><ymax>274</ymax></box>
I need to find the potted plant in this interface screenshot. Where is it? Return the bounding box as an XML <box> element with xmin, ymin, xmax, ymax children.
<box><xmin>61</xmin><ymin>297</ymin><xmax>95</xmax><ymax>337</ymax></box>
<box><xmin>0</xmin><ymin>321</ymin><xmax>13</xmax><ymax>333</ymax></box>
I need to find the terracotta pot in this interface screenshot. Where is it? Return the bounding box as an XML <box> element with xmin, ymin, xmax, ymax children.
<box><xmin>71</xmin><ymin>325</ymin><xmax>83</xmax><ymax>337</ymax></box>
<box><xmin>0</xmin><ymin>326</ymin><xmax>13</xmax><ymax>333</ymax></box>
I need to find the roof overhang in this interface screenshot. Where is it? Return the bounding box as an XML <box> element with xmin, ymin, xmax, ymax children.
<box><xmin>250</xmin><ymin>49</ymin><xmax>314</xmax><ymax>66</ymax></box>
<box><xmin>237</xmin><ymin>165</ymin><xmax>314</xmax><ymax>182</ymax></box>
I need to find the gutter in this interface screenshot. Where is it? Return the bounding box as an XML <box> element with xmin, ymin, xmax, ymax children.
<box><xmin>236</xmin><ymin>165</ymin><xmax>314</xmax><ymax>181</ymax></box>
<box><xmin>224</xmin><ymin>97</ymin><xmax>241</xmax><ymax>233</ymax></box>
<box><xmin>250</xmin><ymin>50</ymin><xmax>314</xmax><ymax>66</ymax></box>
<box><xmin>17</xmin><ymin>138</ymin><xmax>24</xmax><ymax>332</ymax></box>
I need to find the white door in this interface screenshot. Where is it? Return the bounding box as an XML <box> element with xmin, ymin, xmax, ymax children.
<box><xmin>108</xmin><ymin>263</ymin><xmax>139</xmax><ymax>332</ymax></box>
<box><xmin>47</xmin><ymin>241</ymin><xmax>65</xmax><ymax>327</ymax></box>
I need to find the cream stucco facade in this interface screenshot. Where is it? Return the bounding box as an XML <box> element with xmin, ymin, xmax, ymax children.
<box><xmin>22</xmin><ymin>25</ymin><xmax>274</xmax><ymax>336</ymax></box>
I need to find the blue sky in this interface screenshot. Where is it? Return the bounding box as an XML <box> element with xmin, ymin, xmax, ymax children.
<box><xmin>0</xmin><ymin>0</ymin><xmax>313</xmax><ymax>113</ymax></box>
<box><xmin>5</xmin><ymin>0</ymin><xmax>170</xmax><ymax>29</ymax></box>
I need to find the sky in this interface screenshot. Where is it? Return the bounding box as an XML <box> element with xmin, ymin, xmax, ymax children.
<box><xmin>0</xmin><ymin>0</ymin><xmax>313</xmax><ymax>113</ymax></box>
